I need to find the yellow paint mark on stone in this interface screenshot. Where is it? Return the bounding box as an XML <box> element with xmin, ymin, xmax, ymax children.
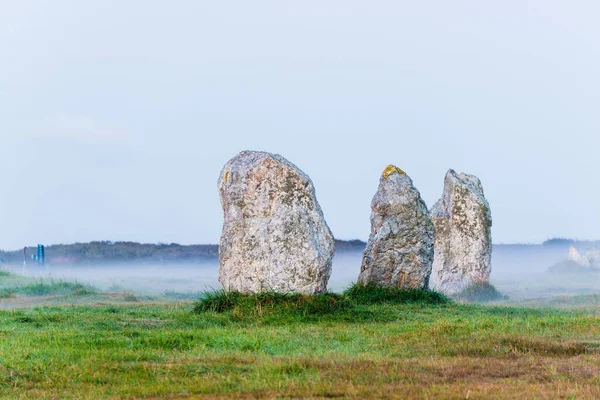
<box><xmin>382</xmin><ymin>165</ymin><xmax>406</xmax><ymax>180</ymax></box>
<box><xmin>224</xmin><ymin>171</ymin><xmax>230</xmax><ymax>182</ymax></box>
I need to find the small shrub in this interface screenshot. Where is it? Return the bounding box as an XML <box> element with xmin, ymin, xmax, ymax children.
<box><xmin>123</xmin><ymin>293</ymin><xmax>139</xmax><ymax>302</ymax></box>
<box><xmin>455</xmin><ymin>281</ymin><xmax>507</xmax><ymax>302</ymax></box>
<box><xmin>0</xmin><ymin>289</ymin><xmax>15</xmax><ymax>299</ymax></box>
<box><xmin>0</xmin><ymin>269</ymin><xmax>11</xmax><ymax>278</ymax></box>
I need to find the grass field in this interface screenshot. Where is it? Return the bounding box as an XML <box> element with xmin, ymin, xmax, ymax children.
<box><xmin>1</xmin><ymin>274</ymin><xmax>600</xmax><ymax>399</ymax></box>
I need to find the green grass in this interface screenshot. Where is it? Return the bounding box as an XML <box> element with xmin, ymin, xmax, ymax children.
<box><xmin>194</xmin><ymin>290</ymin><xmax>352</xmax><ymax>323</ymax></box>
<box><xmin>0</xmin><ymin>300</ymin><xmax>599</xmax><ymax>398</ymax></box>
<box><xmin>0</xmin><ymin>274</ymin><xmax>98</xmax><ymax>305</ymax></box>
<box><xmin>1</xmin><ymin>281</ymin><xmax>600</xmax><ymax>398</ymax></box>
<box><xmin>1</xmin><ymin>278</ymin><xmax>97</xmax><ymax>297</ymax></box>
<box><xmin>344</xmin><ymin>282</ymin><xmax>449</xmax><ymax>304</ymax></box>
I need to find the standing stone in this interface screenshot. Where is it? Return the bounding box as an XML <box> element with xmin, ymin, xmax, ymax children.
<box><xmin>358</xmin><ymin>165</ymin><xmax>435</xmax><ymax>289</ymax></box>
<box><xmin>430</xmin><ymin>170</ymin><xmax>492</xmax><ymax>295</ymax></box>
<box><xmin>218</xmin><ymin>151</ymin><xmax>334</xmax><ymax>294</ymax></box>
<box><xmin>568</xmin><ymin>246</ymin><xmax>600</xmax><ymax>269</ymax></box>
<box><xmin>569</xmin><ymin>246</ymin><xmax>586</xmax><ymax>266</ymax></box>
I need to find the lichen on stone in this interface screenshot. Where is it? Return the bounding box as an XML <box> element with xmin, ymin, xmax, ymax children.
<box><xmin>382</xmin><ymin>165</ymin><xmax>406</xmax><ymax>180</ymax></box>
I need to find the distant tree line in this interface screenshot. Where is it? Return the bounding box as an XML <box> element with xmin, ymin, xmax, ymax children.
<box><xmin>0</xmin><ymin>239</ymin><xmax>367</xmax><ymax>266</ymax></box>
<box><xmin>0</xmin><ymin>241</ymin><xmax>218</xmax><ymax>266</ymax></box>
<box><xmin>543</xmin><ymin>238</ymin><xmax>600</xmax><ymax>247</ymax></box>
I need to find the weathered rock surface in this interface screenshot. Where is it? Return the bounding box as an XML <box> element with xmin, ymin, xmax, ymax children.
<box><xmin>358</xmin><ymin>165</ymin><xmax>435</xmax><ymax>289</ymax></box>
<box><xmin>218</xmin><ymin>151</ymin><xmax>334</xmax><ymax>294</ymax></box>
<box><xmin>430</xmin><ymin>170</ymin><xmax>492</xmax><ymax>295</ymax></box>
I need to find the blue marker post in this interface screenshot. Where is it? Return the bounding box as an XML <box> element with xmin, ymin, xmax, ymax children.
<box><xmin>37</xmin><ymin>245</ymin><xmax>45</xmax><ymax>267</ymax></box>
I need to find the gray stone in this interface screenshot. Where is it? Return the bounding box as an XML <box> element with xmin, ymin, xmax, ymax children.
<box><xmin>218</xmin><ymin>151</ymin><xmax>334</xmax><ymax>294</ymax></box>
<box><xmin>430</xmin><ymin>170</ymin><xmax>492</xmax><ymax>295</ymax></box>
<box><xmin>358</xmin><ymin>165</ymin><xmax>435</xmax><ymax>289</ymax></box>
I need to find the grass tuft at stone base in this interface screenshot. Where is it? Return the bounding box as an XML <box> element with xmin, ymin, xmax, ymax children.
<box><xmin>344</xmin><ymin>282</ymin><xmax>449</xmax><ymax>305</ymax></box>
<box><xmin>193</xmin><ymin>290</ymin><xmax>350</xmax><ymax>317</ymax></box>
<box><xmin>193</xmin><ymin>282</ymin><xmax>449</xmax><ymax>317</ymax></box>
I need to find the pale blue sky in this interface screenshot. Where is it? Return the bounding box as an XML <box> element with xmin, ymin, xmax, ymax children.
<box><xmin>1</xmin><ymin>1</ymin><xmax>599</xmax><ymax>250</ymax></box>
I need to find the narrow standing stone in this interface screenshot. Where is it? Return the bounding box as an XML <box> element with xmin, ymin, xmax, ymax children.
<box><xmin>359</xmin><ymin>165</ymin><xmax>435</xmax><ymax>289</ymax></box>
<box><xmin>430</xmin><ymin>170</ymin><xmax>492</xmax><ymax>295</ymax></box>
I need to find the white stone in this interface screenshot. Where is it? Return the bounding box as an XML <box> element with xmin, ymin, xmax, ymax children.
<box><xmin>569</xmin><ymin>246</ymin><xmax>587</xmax><ymax>266</ymax></box>
<box><xmin>218</xmin><ymin>151</ymin><xmax>334</xmax><ymax>294</ymax></box>
<box><xmin>358</xmin><ymin>165</ymin><xmax>435</xmax><ymax>289</ymax></box>
<box><xmin>430</xmin><ymin>169</ymin><xmax>492</xmax><ymax>295</ymax></box>
<box><xmin>569</xmin><ymin>247</ymin><xmax>600</xmax><ymax>269</ymax></box>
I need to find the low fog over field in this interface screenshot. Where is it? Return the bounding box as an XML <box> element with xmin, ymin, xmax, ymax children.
<box><xmin>3</xmin><ymin>242</ymin><xmax>598</xmax><ymax>302</ymax></box>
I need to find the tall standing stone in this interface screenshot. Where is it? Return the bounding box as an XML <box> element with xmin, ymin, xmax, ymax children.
<box><xmin>358</xmin><ymin>165</ymin><xmax>435</xmax><ymax>289</ymax></box>
<box><xmin>430</xmin><ymin>170</ymin><xmax>492</xmax><ymax>295</ymax></box>
<box><xmin>218</xmin><ymin>151</ymin><xmax>334</xmax><ymax>294</ymax></box>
